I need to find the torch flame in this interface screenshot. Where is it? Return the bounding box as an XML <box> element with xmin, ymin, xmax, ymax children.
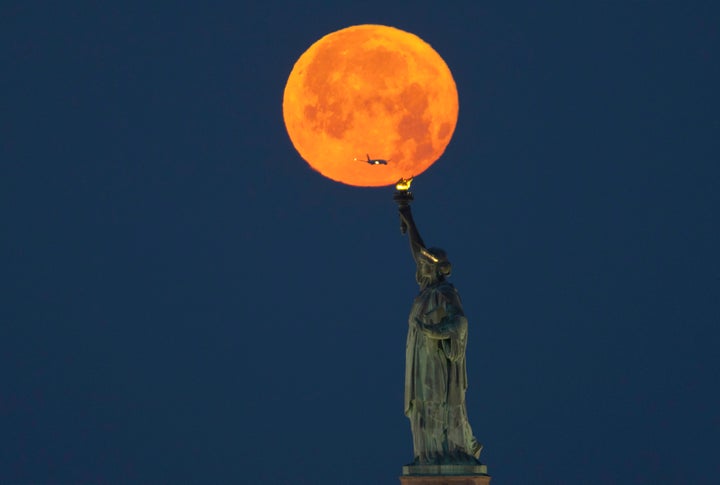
<box><xmin>395</xmin><ymin>177</ymin><xmax>414</xmax><ymax>191</ymax></box>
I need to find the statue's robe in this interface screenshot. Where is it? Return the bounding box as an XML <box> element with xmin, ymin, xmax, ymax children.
<box><xmin>405</xmin><ymin>281</ymin><xmax>478</xmax><ymax>464</ymax></box>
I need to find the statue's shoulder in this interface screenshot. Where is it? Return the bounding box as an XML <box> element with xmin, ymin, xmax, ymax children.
<box><xmin>420</xmin><ymin>281</ymin><xmax>459</xmax><ymax>300</ymax></box>
<box><xmin>437</xmin><ymin>282</ymin><xmax>464</xmax><ymax>308</ymax></box>
<box><xmin>437</xmin><ymin>281</ymin><xmax>458</xmax><ymax>294</ymax></box>
<box><xmin>425</xmin><ymin>282</ymin><xmax>457</xmax><ymax>301</ymax></box>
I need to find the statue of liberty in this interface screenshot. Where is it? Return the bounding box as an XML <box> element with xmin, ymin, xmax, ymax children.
<box><xmin>395</xmin><ymin>185</ymin><xmax>482</xmax><ymax>466</ymax></box>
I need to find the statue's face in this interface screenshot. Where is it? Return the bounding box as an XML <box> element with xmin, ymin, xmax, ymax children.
<box><xmin>418</xmin><ymin>261</ymin><xmax>435</xmax><ymax>278</ymax></box>
<box><xmin>416</xmin><ymin>247</ymin><xmax>451</xmax><ymax>287</ymax></box>
<box><xmin>416</xmin><ymin>260</ymin><xmax>441</xmax><ymax>287</ymax></box>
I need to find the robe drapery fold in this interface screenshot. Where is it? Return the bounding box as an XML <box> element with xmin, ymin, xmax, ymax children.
<box><xmin>404</xmin><ymin>281</ymin><xmax>478</xmax><ymax>464</ymax></box>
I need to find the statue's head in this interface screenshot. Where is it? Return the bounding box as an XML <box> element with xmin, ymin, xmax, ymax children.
<box><xmin>416</xmin><ymin>247</ymin><xmax>452</xmax><ymax>287</ymax></box>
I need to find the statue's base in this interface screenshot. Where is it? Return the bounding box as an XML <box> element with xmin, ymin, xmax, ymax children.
<box><xmin>400</xmin><ymin>465</ymin><xmax>490</xmax><ymax>485</ymax></box>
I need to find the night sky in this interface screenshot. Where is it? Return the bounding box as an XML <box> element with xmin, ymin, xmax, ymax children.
<box><xmin>2</xmin><ymin>2</ymin><xmax>719</xmax><ymax>484</ymax></box>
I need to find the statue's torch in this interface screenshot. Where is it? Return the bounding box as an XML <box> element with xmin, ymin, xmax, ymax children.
<box><xmin>393</xmin><ymin>177</ymin><xmax>414</xmax><ymax>234</ymax></box>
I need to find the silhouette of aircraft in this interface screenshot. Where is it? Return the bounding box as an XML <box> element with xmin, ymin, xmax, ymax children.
<box><xmin>356</xmin><ymin>154</ymin><xmax>389</xmax><ymax>165</ymax></box>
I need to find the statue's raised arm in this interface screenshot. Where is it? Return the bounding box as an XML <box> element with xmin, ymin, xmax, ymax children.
<box><xmin>394</xmin><ymin>181</ymin><xmax>452</xmax><ymax>289</ymax></box>
<box><xmin>395</xmin><ymin>194</ymin><xmax>427</xmax><ymax>265</ymax></box>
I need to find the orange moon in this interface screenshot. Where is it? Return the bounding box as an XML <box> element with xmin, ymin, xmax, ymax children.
<box><xmin>282</xmin><ymin>24</ymin><xmax>459</xmax><ymax>187</ymax></box>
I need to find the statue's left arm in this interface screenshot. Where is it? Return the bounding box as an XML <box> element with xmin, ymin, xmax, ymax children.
<box><xmin>417</xmin><ymin>313</ymin><xmax>468</xmax><ymax>362</ymax></box>
<box><xmin>415</xmin><ymin>287</ymin><xmax>468</xmax><ymax>361</ymax></box>
<box><xmin>416</xmin><ymin>314</ymin><xmax>467</xmax><ymax>340</ymax></box>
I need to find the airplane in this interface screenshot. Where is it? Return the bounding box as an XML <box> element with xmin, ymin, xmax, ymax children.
<box><xmin>355</xmin><ymin>154</ymin><xmax>389</xmax><ymax>165</ymax></box>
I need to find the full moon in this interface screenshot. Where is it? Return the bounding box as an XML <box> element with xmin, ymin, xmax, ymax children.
<box><xmin>283</xmin><ymin>24</ymin><xmax>459</xmax><ymax>187</ymax></box>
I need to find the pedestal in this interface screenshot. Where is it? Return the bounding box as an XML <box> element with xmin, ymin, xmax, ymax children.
<box><xmin>400</xmin><ymin>465</ymin><xmax>491</xmax><ymax>485</ymax></box>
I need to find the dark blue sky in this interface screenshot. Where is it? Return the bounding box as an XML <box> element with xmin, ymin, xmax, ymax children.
<box><xmin>2</xmin><ymin>2</ymin><xmax>719</xmax><ymax>484</ymax></box>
